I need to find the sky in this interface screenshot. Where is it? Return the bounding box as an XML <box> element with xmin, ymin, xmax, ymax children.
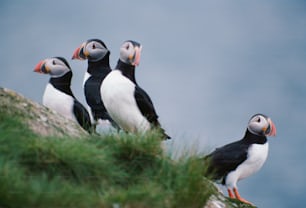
<box><xmin>1</xmin><ymin>1</ymin><xmax>306</xmax><ymax>207</ymax></box>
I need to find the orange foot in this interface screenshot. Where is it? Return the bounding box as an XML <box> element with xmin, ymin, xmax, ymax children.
<box><xmin>227</xmin><ymin>188</ymin><xmax>253</xmax><ymax>205</ymax></box>
<box><xmin>233</xmin><ymin>187</ymin><xmax>253</xmax><ymax>205</ymax></box>
<box><xmin>227</xmin><ymin>188</ymin><xmax>235</xmax><ymax>199</ymax></box>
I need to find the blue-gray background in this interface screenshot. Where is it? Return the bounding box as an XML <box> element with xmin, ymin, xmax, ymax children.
<box><xmin>1</xmin><ymin>1</ymin><xmax>305</xmax><ymax>207</ymax></box>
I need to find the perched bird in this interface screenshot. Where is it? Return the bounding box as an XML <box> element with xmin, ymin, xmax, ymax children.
<box><xmin>72</xmin><ymin>39</ymin><xmax>118</xmax><ymax>130</ymax></box>
<box><xmin>34</xmin><ymin>57</ymin><xmax>92</xmax><ymax>133</ymax></box>
<box><xmin>204</xmin><ymin>114</ymin><xmax>276</xmax><ymax>204</ymax></box>
<box><xmin>101</xmin><ymin>40</ymin><xmax>170</xmax><ymax>139</ymax></box>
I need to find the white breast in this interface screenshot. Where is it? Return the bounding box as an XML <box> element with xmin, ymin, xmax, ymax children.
<box><xmin>226</xmin><ymin>143</ymin><xmax>269</xmax><ymax>188</ymax></box>
<box><xmin>42</xmin><ymin>84</ymin><xmax>76</xmax><ymax>122</ymax></box>
<box><xmin>101</xmin><ymin>70</ymin><xmax>151</xmax><ymax>133</ymax></box>
<box><xmin>83</xmin><ymin>72</ymin><xmax>91</xmax><ymax>87</ymax></box>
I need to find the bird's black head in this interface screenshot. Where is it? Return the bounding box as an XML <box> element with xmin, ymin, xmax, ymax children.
<box><xmin>72</xmin><ymin>38</ymin><xmax>110</xmax><ymax>62</ymax></box>
<box><xmin>119</xmin><ymin>40</ymin><xmax>142</xmax><ymax>66</ymax></box>
<box><xmin>247</xmin><ymin>114</ymin><xmax>277</xmax><ymax>137</ymax></box>
<box><xmin>34</xmin><ymin>57</ymin><xmax>72</xmax><ymax>78</ymax></box>
<box><xmin>54</xmin><ymin>56</ymin><xmax>71</xmax><ymax>69</ymax></box>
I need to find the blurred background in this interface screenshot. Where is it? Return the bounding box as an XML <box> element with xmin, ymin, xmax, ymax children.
<box><xmin>1</xmin><ymin>1</ymin><xmax>305</xmax><ymax>207</ymax></box>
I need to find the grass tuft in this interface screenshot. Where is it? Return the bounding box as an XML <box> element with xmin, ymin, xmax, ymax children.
<box><xmin>0</xmin><ymin>105</ymin><xmax>250</xmax><ymax>208</ymax></box>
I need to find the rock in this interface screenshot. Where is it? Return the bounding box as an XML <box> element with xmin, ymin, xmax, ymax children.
<box><xmin>205</xmin><ymin>195</ymin><xmax>226</xmax><ymax>208</ymax></box>
<box><xmin>0</xmin><ymin>87</ymin><xmax>88</xmax><ymax>137</ymax></box>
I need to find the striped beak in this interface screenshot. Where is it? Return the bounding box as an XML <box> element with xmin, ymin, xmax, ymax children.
<box><xmin>128</xmin><ymin>45</ymin><xmax>142</xmax><ymax>66</ymax></box>
<box><xmin>265</xmin><ymin>118</ymin><xmax>277</xmax><ymax>137</ymax></box>
<box><xmin>34</xmin><ymin>60</ymin><xmax>49</xmax><ymax>74</ymax></box>
<box><xmin>72</xmin><ymin>42</ymin><xmax>88</xmax><ymax>60</ymax></box>
<box><xmin>133</xmin><ymin>45</ymin><xmax>142</xmax><ymax>66</ymax></box>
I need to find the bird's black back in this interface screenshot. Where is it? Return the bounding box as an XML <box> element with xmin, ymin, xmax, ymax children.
<box><xmin>84</xmin><ymin>75</ymin><xmax>109</xmax><ymax>120</ymax></box>
<box><xmin>204</xmin><ymin>130</ymin><xmax>267</xmax><ymax>184</ymax></box>
<box><xmin>84</xmin><ymin>56</ymin><xmax>112</xmax><ymax>121</ymax></box>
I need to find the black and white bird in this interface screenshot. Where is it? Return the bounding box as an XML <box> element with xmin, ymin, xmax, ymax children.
<box><xmin>34</xmin><ymin>57</ymin><xmax>92</xmax><ymax>133</ymax></box>
<box><xmin>72</xmin><ymin>39</ymin><xmax>118</xmax><ymax>130</ymax></box>
<box><xmin>101</xmin><ymin>40</ymin><xmax>170</xmax><ymax>139</ymax></box>
<box><xmin>204</xmin><ymin>114</ymin><xmax>276</xmax><ymax>204</ymax></box>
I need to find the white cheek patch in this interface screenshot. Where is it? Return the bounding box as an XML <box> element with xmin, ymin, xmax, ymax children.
<box><xmin>248</xmin><ymin>116</ymin><xmax>269</xmax><ymax>135</ymax></box>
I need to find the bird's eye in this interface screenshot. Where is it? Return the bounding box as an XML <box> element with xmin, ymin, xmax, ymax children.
<box><xmin>257</xmin><ymin>117</ymin><xmax>261</xmax><ymax>122</ymax></box>
<box><xmin>126</xmin><ymin>44</ymin><xmax>130</xmax><ymax>50</ymax></box>
<box><xmin>52</xmin><ymin>60</ymin><xmax>56</xmax><ymax>65</ymax></box>
<box><xmin>92</xmin><ymin>44</ymin><xmax>96</xmax><ymax>49</ymax></box>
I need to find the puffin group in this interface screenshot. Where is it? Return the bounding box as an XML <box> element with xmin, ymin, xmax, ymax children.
<box><xmin>34</xmin><ymin>39</ymin><xmax>169</xmax><ymax>139</ymax></box>
<box><xmin>34</xmin><ymin>38</ymin><xmax>277</xmax><ymax>205</ymax></box>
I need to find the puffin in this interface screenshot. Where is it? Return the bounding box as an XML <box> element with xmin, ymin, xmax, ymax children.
<box><xmin>101</xmin><ymin>40</ymin><xmax>171</xmax><ymax>139</ymax></box>
<box><xmin>204</xmin><ymin>113</ymin><xmax>276</xmax><ymax>204</ymax></box>
<box><xmin>34</xmin><ymin>57</ymin><xmax>92</xmax><ymax>133</ymax></box>
<box><xmin>72</xmin><ymin>39</ymin><xmax>119</xmax><ymax>130</ymax></box>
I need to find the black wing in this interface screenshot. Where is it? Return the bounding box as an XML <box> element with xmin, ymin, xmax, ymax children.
<box><xmin>84</xmin><ymin>77</ymin><xmax>119</xmax><ymax>129</ymax></box>
<box><xmin>84</xmin><ymin>76</ymin><xmax>108</xmax><ymax>120</ymax></box>
<box><xmin>73</xmin><ymin>100</ymin><xmax>93</xmax><ymax>133</ymax></box>
<box><xmin>134</xmin><ymin>86</ymin><xmax>171</xmax><ymax>139</ymax></box>
<box><xmin>134</xmin><ymin>85</ymin><xmax>159</xmax><ymax>126</ymax></box>
<box><xmin>205</xmin><ymin>140</ymin><xmax>249</xmax><ymax>182</ymax></box>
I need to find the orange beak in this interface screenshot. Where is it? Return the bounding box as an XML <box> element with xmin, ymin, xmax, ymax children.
<box><xmin>33</xmin><ymin>60</ymin><xmax>44</xmax><ymax>73</ymax></box>
<box><xmin>72</xmin><ymin>46</ymin><xmax>81</xmax><ymax>59</ymax></box>
<box><xmin>133</xmin><ymin>46</ymin><xmax>142</xmax><ymax>66</ymax></box>
<box><xmin>267</xmin><ymin>118</ymin><xmax>277</xmax><ymax>137</ymax></box>
<box><xmin>72</xmin><ymin>42</ymin><xmax>87</xmax><ymax>60</ymax></box>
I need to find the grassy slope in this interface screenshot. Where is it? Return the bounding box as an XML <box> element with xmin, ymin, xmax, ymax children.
<box><xmin>0</xmin><ymin>90</ymin><xmax>254</xmax><ymax>208</ymax></box>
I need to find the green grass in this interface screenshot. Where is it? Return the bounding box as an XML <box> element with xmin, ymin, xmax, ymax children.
<box><xmin>0</xmin><ymin>106</ymin><xmax>254</xmax><ymax>208</ymax></box>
